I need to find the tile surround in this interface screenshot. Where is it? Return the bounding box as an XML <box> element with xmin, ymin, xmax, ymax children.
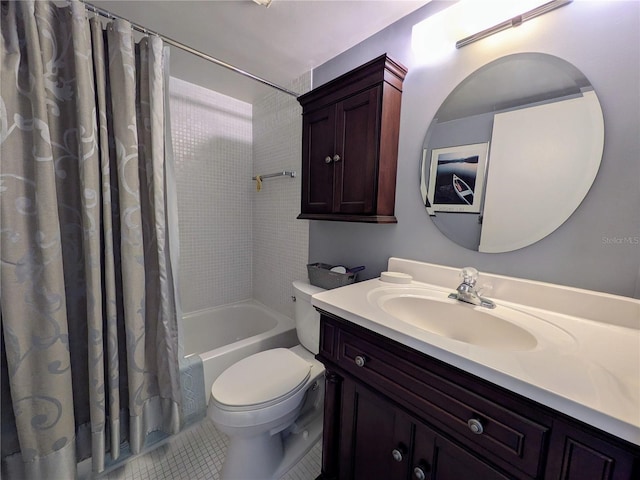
<box><xmin>170</xmin><ymin>74</ymin><xmax>311</xmax><ymax>317</ymax></box>
<box><xmin>252</xmin><ymin>73</ymin><xmax>312</xmax><ymax>318</ymax></box>
<box><xmin>170</xmin><ymin>77</ymin><xmax>253</xmax><ymax>314</ymax></box>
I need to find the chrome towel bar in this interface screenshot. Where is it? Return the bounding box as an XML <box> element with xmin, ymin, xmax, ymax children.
<box><xmin>252</xmin><ymin>171</ymin><xmax>296</xmax><ymax>181</ymax></box>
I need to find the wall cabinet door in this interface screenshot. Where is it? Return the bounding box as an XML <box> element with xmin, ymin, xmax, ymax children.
<box><xmin>301</xmin><ymin>88</ymin><xmax>380</xmax><ymax>216</ymax></box>
<box><xmin>332</xmin><ymin>87</ymin><xmax>380</xmax><ymax>215</ymax></box>
<box><xmin>301</xmin><ymin>104</ymin><xmax>335</xmax><ymax>213</ymax></box>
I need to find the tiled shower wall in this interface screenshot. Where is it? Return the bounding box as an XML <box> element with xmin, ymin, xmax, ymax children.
<box><xmin>252</xmin><ymin>73</ymin><xmax>311</xmax><ymax>318</ymax></box>
<box><xmin>170</xmin><ymin>77</ymin><xmax>253</xmax><ymax>314</ymax></box>
<box><xmin>170</xmin><ymin>74</ymin><xmax>311</xmax><ymax>317</ymax></box>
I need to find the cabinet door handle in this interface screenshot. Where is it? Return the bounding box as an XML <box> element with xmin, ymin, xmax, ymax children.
<box><xmin>413</xmin><ymin>464</ymin><xmax>429</xmax><ymax>480</ymax></box>
<box><xmin>467</xmin><ymin>418</ymin><xmax>484</xmax><ymax>435</ymax></box>
<box><xmin>333</xmin><ymin>154</ymin><xmax>341</xmax><ymax>162</ymax></box>
<box><xmin>354</xmin><ymin>355</ymin><xmax>366</xmax><ymax>367</ymax></box>
<box><xmin>391</xmin><ymin>448</ymin><xmax>404</xmax><ymax>462</ymax></box>
<box><xmin>324</xmin><ymin>156</ymin><xmax>333</xmax><ymax>164</ymax></box>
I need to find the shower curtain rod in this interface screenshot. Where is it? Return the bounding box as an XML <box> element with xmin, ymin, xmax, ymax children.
<box><xmin>79</xmin><ymin>1</ymin><xmax>300</xmax><ymax>98</ymax></box>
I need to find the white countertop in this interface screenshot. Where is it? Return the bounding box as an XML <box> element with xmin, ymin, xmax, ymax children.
<box><xmin>311</xmin><ymin>261</ymin><xmax>640</xmax><ymax>446</ymax></box>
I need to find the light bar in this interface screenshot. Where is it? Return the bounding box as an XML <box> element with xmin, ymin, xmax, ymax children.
<box><xmin>456</xmin><ymin>0</ymin><xmax>572</xmax><ymax>49</ymax></box>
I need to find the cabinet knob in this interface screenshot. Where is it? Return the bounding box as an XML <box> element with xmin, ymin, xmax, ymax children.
<box><xmin>413</xmin><ymin>465</ymin><xmax>429</xmax><ymax>480</ymax></box>
<box><xmin>391</xmin><ymin>448</ymin><xmax>404</xmax><ymax>462</ymax></box>
<box><xmin>467</xmin><ymin>418</ymin><xmax>484</xmax><ymax>435</ymax></box>
<box><xmin>333</xmin><ymin>154</ymin><xmax>341</xmax><ymax>162</ymax></box>
<box><xmin>324</xmin><ymin>156</ymin><xmax>333</xmax><ymax>164</ymax></box>
<box><xmin>354</xmin><ymin>355</ymin><xmax>366</xmax><ymax>367</ymax></box>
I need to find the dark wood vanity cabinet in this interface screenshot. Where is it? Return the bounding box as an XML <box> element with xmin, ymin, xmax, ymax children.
<box><xmin>338</xmin><ymin>378</ymin><xmax>510</xmax><ymax>480</ymax></box>
<box><xmin>316</xmin><ymin>313</ymin><xmax>640</xmax><ymax>480</ymax></box>
<box><xmin>297</xmin><ymin>54</ymin><xmax>407</xmax><ymax>223</ymax></box>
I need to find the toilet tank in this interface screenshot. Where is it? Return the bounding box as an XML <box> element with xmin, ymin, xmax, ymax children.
<box><xmin>292</xmin><ymin>281</ymin><xmax>326</xmax><ymax>354</ymax></box>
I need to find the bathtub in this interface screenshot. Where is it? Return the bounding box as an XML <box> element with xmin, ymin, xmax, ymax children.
<box><xmin>183</xmin><ymin>300</ymin><xmax>299</xmax><ymax>401</ymax></box>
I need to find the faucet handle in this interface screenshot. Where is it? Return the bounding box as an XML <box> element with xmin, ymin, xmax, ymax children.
<box><xmin>460</xmin><ymin>267</ymin><xmax>479</xmax><ymax>286</ymax></box>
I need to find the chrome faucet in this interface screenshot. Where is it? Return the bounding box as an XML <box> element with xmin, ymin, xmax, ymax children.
<box><xmin>449</xmin><ymin>267</ymin><xmax>496</xmax><ymax>309</ymax></box>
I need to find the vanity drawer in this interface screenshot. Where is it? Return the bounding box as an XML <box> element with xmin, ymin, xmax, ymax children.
<box><xmin>329</xmin><ymin>320</ymin><xmax>550</xmax><ymax>478</ymax></box>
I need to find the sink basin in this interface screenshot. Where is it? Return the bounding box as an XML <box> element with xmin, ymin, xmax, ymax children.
<box><xmin>368</xmin><ymin>287</ymin><xmax>575</xmax><ymax>352</ymax></box>
<box><xmin>380</xmin><ymin>295</ymin><xmax>537</xmax><ymax>350</ymax></box>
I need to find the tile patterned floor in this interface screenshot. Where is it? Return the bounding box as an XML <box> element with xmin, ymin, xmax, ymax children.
<box><xmin>98</xmin><ymin>419</ymin><xmax>321</xmax><ymax>480</ymax></box>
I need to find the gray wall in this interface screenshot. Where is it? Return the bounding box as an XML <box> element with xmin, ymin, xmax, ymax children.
<box><xmin>308</xmin><ymin>1</ymin><xmax>640</xmax><ymax>298</ymax></box>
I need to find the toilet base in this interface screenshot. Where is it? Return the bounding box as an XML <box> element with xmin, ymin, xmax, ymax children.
<box><xmin>222</xmin><ymin>430</ymin><xmax>283</xmax><ymax>480</ymax></box>
<box><xmin>273</xmin><ymin>413</ymin><xmax>323</xmax><ymax>479</ymax></box>
<box><xmin>220</xmin><ymin>412</ymin><xmax>323</xmax><ymax>480</ymax></box>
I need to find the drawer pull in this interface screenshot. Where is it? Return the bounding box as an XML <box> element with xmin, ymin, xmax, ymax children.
<box><xmin>354</xmin><ymin>355</ymin><xmax>366</xmax><ymax>367</ymax></box>
<box><xmin>333</xmin><ymin>154</ymin><xmax>341</xmax><ymax>162</ymax></box>
<box><xmin>467</xmin><ymin>418</ymin><xmax>484</xmax><ymax>435</ymax></box>
<box><xmin>391</xmin><ymin>448</ymin><xmax>404</xmax><ymax>462</ymax></box>
<box><xmin>324</xmin><ymin>156</ymin><xmax>333</xmax><ymax>164</ymax></box>
<box><xmin>413</xmin><ymin>464</ymin><xmax>429</xmax><ymax>480</ymax></box>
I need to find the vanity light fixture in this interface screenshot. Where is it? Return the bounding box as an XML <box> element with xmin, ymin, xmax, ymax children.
<box><xmin>456</xmin><ymin>0</ymin><xmax>572</xmax><ymax>48</ymax></box>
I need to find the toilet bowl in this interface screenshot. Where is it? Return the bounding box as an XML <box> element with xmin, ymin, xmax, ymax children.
<box><xmin>207</xmin><ymin>281</ymin><xmax>326</xmax><ymax>480</ymax></box>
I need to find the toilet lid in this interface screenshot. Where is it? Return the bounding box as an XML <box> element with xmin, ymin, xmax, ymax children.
<box><xmin>211</xmin><ymin>348</ymin><xmax>312</xmax><ymax>408</ymax></box>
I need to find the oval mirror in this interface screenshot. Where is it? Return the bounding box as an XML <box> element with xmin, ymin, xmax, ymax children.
<box><xmin>420</xmin><ymin>53</ymin><xmax>604</xmax><ymax>252</ymax></box>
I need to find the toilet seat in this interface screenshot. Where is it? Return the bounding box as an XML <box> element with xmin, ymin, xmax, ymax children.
<box><xmin>211</xmin><ymin>348</ymin><xmax>312</xmax><ymax>411</ymax></box>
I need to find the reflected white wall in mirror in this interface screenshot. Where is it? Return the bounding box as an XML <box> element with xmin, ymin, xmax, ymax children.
<box><xmin>420</xmin><ymin>53</ymin><xmax>604</xmax><ymax>253</ymax></box>
<box><xmin>480</xmin><ymin>91</ymin><xmax>603</xmax><ymax>252</ymax></box>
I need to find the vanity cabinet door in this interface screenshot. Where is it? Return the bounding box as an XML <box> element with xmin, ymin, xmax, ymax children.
<box><xmin>338</xmin><ymin>378</ymin><xmax>413</xmax><ymax>480</ymax></box>
<box><xmin>423</xmin><ymin>430</ymin><xmax>512</xmax><ymax>480</ymax></box>
<box><xmin>545</xmin><ymin>421</ymin><xmax>639</xmax><ymax>480</ymax></box>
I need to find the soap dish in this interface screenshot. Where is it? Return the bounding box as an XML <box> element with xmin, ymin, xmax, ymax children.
<box><xmin>380</xmin><ymin>272</ymin><xmax>412</xmax><ymax>284</ymax></box>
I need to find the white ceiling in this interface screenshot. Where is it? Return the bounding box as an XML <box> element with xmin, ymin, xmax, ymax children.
<box><xmin>90</xmin><ymin>0</ymin><xmax>430</xmax><ymax>103</ymax></box>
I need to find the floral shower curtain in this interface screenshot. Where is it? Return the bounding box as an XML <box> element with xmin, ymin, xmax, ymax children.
<box><xmin>1</xmin><ymin>0</ymin><xmax>182</xmax><ymax>477</ymax></box>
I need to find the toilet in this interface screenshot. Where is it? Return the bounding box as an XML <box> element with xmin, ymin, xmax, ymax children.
<box><xmin>207</xmin><ymin>281</ymin><xmax>326</xmax><ymax>480</ymax></box>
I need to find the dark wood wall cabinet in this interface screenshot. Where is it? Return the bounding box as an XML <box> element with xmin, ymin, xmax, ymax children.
<box><xmin>297</xmin><ymin>54</ymin><xmax>407</xmax><ymax>223</ymax></box>
<box><xmin>316</xmin><ymin>313</ymin><xmax>640</xmax><ymax>480</ymax></box>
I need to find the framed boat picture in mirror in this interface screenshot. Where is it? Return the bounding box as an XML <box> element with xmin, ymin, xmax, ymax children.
<box><xmin>424</xmin><ymin>142</ymin><xmax>489</xmax><ymax>214</ymax></box>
